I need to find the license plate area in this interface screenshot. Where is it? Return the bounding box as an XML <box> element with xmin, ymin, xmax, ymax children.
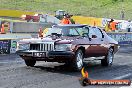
<box><xmin>33</xmin><ymin>52</ymin><xmax>47</xmax><ymax>57</ymax></box>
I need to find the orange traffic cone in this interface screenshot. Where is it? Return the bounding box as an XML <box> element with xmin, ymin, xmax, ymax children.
<box><xmin>0</xmin><ymin>24</ymin><xmax>6</xmax><ymax>34</ymax></box>
<box><xmin>38</xmin><ymin>27</ymin><xmax>43</xmax><ymax>38</ymax></box>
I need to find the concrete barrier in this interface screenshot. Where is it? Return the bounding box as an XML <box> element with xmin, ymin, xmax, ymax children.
<box><xmin>0</xmin><ymin>33</ymin><xmax>32</xmax><ymax>39</ymax></box>
<box><xmin>107</xmin><ymin>32</ymin><xmax>132</xmax><ymax>45</ymax></box>
<box><xmin>0</xmin><ymin>33</ymin><xmax>32</xmax><ymax>54</ymax></box>
<box><xmin>12</xmin><ymin>22</ymin><xmax>53</xmax><ymax>33</ymax></box>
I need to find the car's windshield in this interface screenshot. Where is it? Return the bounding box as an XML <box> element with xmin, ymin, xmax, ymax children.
<box><xmin>44</xmin><ymin>26</ymin><xmax>89</xmax><ymax>37</ymax></box>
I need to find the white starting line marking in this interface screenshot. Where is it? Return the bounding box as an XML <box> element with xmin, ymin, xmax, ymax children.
<box><xmin>113</xmin><ymin>73</ymin><xmax>131</xmax><ymax>80</ymax></box>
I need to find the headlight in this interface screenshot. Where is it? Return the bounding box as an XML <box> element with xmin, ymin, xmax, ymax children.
<box><xmin>55</xmin><ymin>44</ymin><xmax>72</xmax><ymax>51</ymax></box>
<box><xmin>17</xmin><ymin>43</ymin><xmax>30</xmax><ymax>50</ymax></box>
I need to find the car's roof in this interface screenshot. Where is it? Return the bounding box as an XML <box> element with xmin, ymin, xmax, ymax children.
<box><xmin>52</xmin><ymin>24</ymin><xmax>88</xmax><ymax>28</ymax></box>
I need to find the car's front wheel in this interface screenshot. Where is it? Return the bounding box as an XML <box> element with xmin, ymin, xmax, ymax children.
<box><xmin>101</xmin><ymin>48</ymin><xmax>114</xmax><ymax>66</ymax></box>
<box><xmin>71</xmin><ymin>49</ymin><xmax>84</xmax><ymax>71</ymax></box>
<box><xmin>24</xmin><ymin>60</ymin><xmax>36</xmax><ymax>67</ymax></box>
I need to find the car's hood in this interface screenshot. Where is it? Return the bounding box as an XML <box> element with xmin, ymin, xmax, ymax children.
<box><xmin>18</xmin><ymin>36</ymin><xmax>78</xmax><ymax>44</ymax></box>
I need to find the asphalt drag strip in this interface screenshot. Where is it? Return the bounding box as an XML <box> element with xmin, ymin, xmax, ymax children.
<box><xmin>0</xmin><ymin>46</ymin><xmax>132</xmax><ymax>88</ymax></box>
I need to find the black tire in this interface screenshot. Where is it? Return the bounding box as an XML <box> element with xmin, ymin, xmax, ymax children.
<box><xmin>101</xmin><ymin>48</ymin><xmax>114</xmax><ymax>66</ymax></box>
<box><xmin>24</xmin><ymin>60</ymin><xmax>36</xmax><ymax>67</ymax></box>
<box><xmin>70</xmin><ymin>49</ymin><xmax>84</xmax><ymax>71</ymax></box>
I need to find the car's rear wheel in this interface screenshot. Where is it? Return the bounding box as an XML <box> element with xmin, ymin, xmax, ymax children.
<box><xmin>101</xmin><ymin>48</ymin><xmax>114</xmax><ymax>66</ymax></box>
<box><xmin>24</xmin><ymin>60</ymin><xmax>36</xmax><ymax>67</ymax></box>
<box><xmin>70</xmin><ymin>49</ymin><xmax>84</xmax><ymax>71</ymax></box>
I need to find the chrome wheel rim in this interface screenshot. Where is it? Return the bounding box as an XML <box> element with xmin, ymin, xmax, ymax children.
<box><xmin>77</xmin><ymin>52</ymin><xmax>83</xmax><ymax>68</ymax></box>
<box><xmin>108</xmin><ymin>49</ymin><xmax>113</xmax><ymax>64</ymax></box>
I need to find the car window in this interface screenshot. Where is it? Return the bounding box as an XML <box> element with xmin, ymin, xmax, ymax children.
<box><xmin>45</xmin><ymin>26</ymin><xmax>89</xmax><ymax>37</ymax></box>
<box><xmin>69</xmin><ymin>28</ymin><xmax>80</xmax><ymax>36</ymax></box>
<box><xmin>93</xmin><ymin>28</ymin><xmax>102</xmax><ymax>38</ymax></box>
<box><xmin>77</xmin><ymin>27</ymin><xmax>89</xmax><ymax>37</ymax></box>
<box><xmin>89</xmin><ymin>27</ymin><xmax>96</xmax><ymax>38</ymax></box>
<box><xmin>89</xmin><ymin>27</ymin><xmax>102</xmax><ymax>38</ymax></box>
<box><xmin>62</xmin><ymin>27</ymin><xmax>89</xmax><ymax>36</ymax></box>
<box><xmin>45</xmin><ymin>28</ymin><xmax>62</xmax><ymax>36</ymax></box>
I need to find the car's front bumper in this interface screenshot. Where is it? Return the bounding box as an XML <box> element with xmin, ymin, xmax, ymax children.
<box><xmin>16</xmin><ymin>50</ymin><xmax>75</xmax><ymax>61</ymax></box>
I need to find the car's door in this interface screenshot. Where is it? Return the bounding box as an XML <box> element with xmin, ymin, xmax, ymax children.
<box><xmin>86</xmin><ymin>27</ymin><xmax>107</xmax><ymax>57</ymax></box>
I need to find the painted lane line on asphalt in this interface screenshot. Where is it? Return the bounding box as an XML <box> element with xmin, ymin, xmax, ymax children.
<box><xmin>117</xmin><ymin>62</ymin><xmax>132</xmax><ymax>66</ymax></box>
<box><xmin>120</xmin><ymin>83</ymin><xmax>132</xmax><ymax>88</ymax></box>
<box><xmin>113</xmin><ymin>73</ymin><xmax>131</xmax><ymax>80</ymax></box>
<box><xmin>0</xmin><ymin>61</ymin><xmax>23</xmax><ymax>64</ymax></box>
<box><xmin>113</xmin><ymin>73</ymin><xmax>132</xmax><ymax>88</ymax></box>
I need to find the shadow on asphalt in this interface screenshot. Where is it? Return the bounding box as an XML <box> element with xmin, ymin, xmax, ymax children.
<box><xmin>34</xmin><ymin>62</ymin><xmax>101</xmax><ymax>74</ymax></box>
<box><xmin>32</xmin><ymin>61</ymin><xmax>131</xmax><ymax>80</ymax></box>
<box><xmin>33</xmin><ymin>62</ymin><xmax>121</xmax><ymax>72</ymax></box>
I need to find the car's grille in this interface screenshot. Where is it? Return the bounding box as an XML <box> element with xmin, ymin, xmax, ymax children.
<box><xmin>30</xmin><ymin>43</ymin><xmax>54</xmax><ymax>51</ymax></box>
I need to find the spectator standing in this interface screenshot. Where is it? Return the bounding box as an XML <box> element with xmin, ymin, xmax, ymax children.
<box><xmin>60</xmin><ymin>14</ymin><xmax>71</xmax><ymax>24</ymax></box>
<box><xmin>109</xmin><ymin>19</ymin><xmax>117</xmax><ymax>32</ymax></box>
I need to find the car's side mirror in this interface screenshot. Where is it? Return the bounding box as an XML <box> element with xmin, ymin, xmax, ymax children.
<box><xmin>82</xmin><ymin>33</ymin><xmax>88</xmax><ymax>37</ymax></box>
<box><xmin>92</xmin><ymin>35</ymin><xmax>97</xmax><ymax>38</ymax></box>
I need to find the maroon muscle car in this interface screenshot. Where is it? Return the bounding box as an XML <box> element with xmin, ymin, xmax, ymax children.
<box><xmin>16</xmin><ymin>24</ymin><xmax>119</xmax><ymax>71</ymax></box>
